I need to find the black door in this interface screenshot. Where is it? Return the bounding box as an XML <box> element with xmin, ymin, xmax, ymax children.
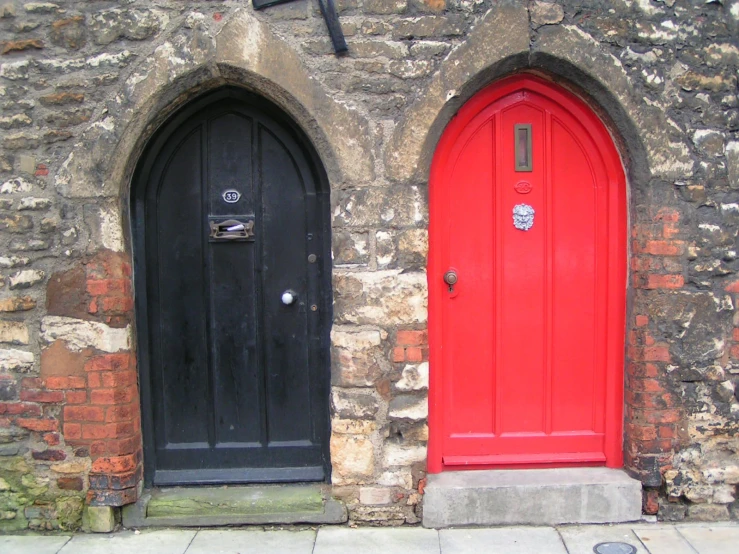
<box><xmin>132</xmin><ymin>89</ymin><xmax>331</xmax><ymax>486</ymax></box>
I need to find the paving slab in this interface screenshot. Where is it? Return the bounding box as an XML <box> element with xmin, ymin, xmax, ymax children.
<box><xmin>0</xmin><ymin>535</ymin><xmax>71</xmax><ymax>554</ymax></box>
<box><xmin>676</xmin><ymin>526</ymin><xmax>739</xmax><ymax>554</ymax></box>
<box><xmin>632</xmin><ymin>527</ymin><xmax>696</xmax><ymax>554</ymax></box>
<box><xmin>558</xmin><ymin>525</ymin><xmax>648</xmax><ymax>554</ymax></box>
<box><xmin>58</xmin><ymin>529</ymin><xmax>196</xmax><ymax>554</ymax></box>
<box><xmin>314</xmin><ymin>527</ymin><xmax>440</xmax><ymax>554</ymax></box>
<box><xmin>185</xmin><ymin>529</ymin><xmax>316</xmax><ymax>554</ymax></box>
<box><xmin>440</xmin><ymin>527</ymin><xmax>567</xmax><ymax>554</ymax></box>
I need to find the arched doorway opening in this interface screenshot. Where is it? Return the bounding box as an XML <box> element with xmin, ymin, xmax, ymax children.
<box><xmin>131</xmin><ymin>87</ymin><xmax>332</xmax><ymax>486</ymax></box>
<box><xmin>427</xmin><ymin>74</ymin><xmax>627</xmax><ymax>473</ymax></box>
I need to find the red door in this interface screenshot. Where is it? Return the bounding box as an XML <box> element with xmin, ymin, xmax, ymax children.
<box><xmin>428</xmin><ymin>75</ymin><xmax>626</xmax><ymax>472</ymax></box>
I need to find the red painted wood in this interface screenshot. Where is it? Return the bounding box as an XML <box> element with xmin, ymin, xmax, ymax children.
<box><xmin>427</xmin><ymin>75</ymin><xmax>626</xmax><ymax>473</ymax></box>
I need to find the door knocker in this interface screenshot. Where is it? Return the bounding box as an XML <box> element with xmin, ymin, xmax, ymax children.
<box><xmin>513</xmin><ymin>204</ymin><xmax>535</xmax><ymax>231</ymax></box>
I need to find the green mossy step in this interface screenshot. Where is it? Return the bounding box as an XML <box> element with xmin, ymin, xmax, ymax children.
<box><xmin>122</xmin><ymin>485</ymin><xmax>346</xmax><ymax>528</ymax></box>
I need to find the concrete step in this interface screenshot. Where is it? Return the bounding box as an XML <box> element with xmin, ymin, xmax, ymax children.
<box><xmin>422</xmin><ymin>467</ymin><xmax>642</xmax><ymax>528</ymax></box>
<box><xmin>121</xmin><ymin>484</ymin><xmax>347</xmax><ymax>528</ymax></box>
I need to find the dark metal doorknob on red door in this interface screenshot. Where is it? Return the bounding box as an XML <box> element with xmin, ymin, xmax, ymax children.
<box><xmin>443</xmin><ymin>271</ymin><xmax>458</xmax><ymax>286</ymax></box>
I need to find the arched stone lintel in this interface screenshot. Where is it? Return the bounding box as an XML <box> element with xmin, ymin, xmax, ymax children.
<box><xmin>385</xmin><ymin>6</ymin><xmax>693</xmax><ymax>186</ymax></box>
<box><xmin>54</xmin><ymin>8</ymin><xmax>374</xmax><ymax>211</ymax></box>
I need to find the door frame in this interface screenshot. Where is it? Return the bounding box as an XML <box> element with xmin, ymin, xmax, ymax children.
<box><xmin>427</xmin><ymin>74</ymin><xmax>627</xmax><ymax>473</ymax></box>
<box><xmin>130</xmin><ymin>87</ymin><xmax>334</xmax><ymax>486</ymax></box>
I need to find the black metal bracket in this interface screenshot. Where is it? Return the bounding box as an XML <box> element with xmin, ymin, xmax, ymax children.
<box><xmin>253</xmin><ymin>0</ymin><xmax>348</xmax><ymax>55</ymax></box>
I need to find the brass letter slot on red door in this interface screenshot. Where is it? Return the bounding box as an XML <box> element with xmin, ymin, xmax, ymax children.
<box><xmin>208</xmin><ymin>217</ymin><xmax>255</xmax><ymax>242</ymax></box>
<box><xmin>514</xmin><ymin>124</ymin><xmax>532</xmax><ymax>172</ymax></box>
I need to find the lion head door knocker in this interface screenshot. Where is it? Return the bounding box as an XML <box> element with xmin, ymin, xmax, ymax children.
<box><xmin>513</xmin><ymin>204</ymin><xmax>535</xmax><ymax>231</ymax></box>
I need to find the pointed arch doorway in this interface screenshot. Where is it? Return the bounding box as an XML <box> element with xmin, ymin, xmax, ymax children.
<box><xmin>131</xmin><ymin>88</ymin><xmax>332</xmax><ymax>486</ymax></box>
<box><xmin>427</xmin><ymin>75</ymin><xmax>627</xmax><ymax>472</ymax></box>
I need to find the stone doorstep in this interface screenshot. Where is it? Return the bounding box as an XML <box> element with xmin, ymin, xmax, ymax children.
<box><xmin>121</xmin><ymin>484</ymin><xmax>347</xmax><ymax>528</ymax></box>
<box><xmin>422</xmin><ymin>467</ymin><xmax>643</xmax><ymax>528</ymax></box>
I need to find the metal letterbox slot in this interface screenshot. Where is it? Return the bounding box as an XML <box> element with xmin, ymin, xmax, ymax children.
<box><xmin>208</xmin><ymin>217</ymin><xmax>255</xmax><ymax>242</ymax></box>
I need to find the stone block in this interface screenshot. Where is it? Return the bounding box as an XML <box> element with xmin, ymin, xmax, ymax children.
<box><xmin>396</xmin><ymin>362</ymin><xmax>429</xmax><ymax>391</ymax></box>
<box><xmin>331</xmin><ymin>329</ymin><xmax>388</xmax><ymax>387</ymax></box>
<box><xmin>40</xmin><ymin>316</ymin><xmax>130</xmax><ymax>353</ymax></box>
<box><xmin>330</xmin><ymin>433</ymin><xmax>375</xmax><ymax>484</ymax></box>
<box><xmin>422</xmin><ymin>468</ymin><xmax>642</xmax><ymax>527</ymax></box>
<box><xmin>0</xmin><ymin>321</ymin><xmax>29</xmax><ymax>345</ymax></box>
<box><xmin>85</xmin><ymin>506</ymin><xmax>116</xmax><ymax>532</ymax></box>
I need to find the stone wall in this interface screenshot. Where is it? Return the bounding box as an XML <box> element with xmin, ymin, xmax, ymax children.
<box><xmin>0</xmin><ymin>0</ymin><xmax>737</xmax><ymax>529</ymax></box>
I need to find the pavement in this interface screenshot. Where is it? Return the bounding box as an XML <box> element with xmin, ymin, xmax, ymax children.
<box><xmin>1</xmin><ymin>522</ymin><xmax>737</xmax><ymax>554</ymax></box>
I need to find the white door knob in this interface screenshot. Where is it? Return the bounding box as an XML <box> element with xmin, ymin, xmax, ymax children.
<box><xmin>281</xmin><ymin>291</ymin><xmax>296</xmax><ymax>305</ymax></box>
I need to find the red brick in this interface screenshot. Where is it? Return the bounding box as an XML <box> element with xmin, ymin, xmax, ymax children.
<box><xmin>391</xmin><ymin>347</ymin><xmax>405</xmax><ymax>363</ymax></box>
<box><xmin>628</xmin><ymin>363</ymin><xmax>660</xmax><ymax>378</ymax></box>
<box><xmin>43</xmin><ymin>432</ymin><xmax>60</xmax><ymax>445</ymax></box>
<box><xmin>733</xmin><ymin>328</ymin><xmax>739</xmax><ymax>342</ymax></box>
<box><xmin>35</xmin><ymin>164</ymin><xmax>49</xmax><ymax>177</ymax></box>
<box><xmin>17</xmin><ymin>418</ymin><xmax>58</xmax><ymax>432</ymax></box>
<box><xmin>87</xmin><ymin>373</ymin><xmax>102</xmax><ymax>388</ymax></box>
<box><xmin>630</xmin><ymin>378</ymin><xmax>665</xmax><ymax>393</ymax></box>
<box><xmin>405</xmin><ymin>347</ymin><xmax>423</xmax><ymax>362</ymax></box>
<box><xmin>90</xmin><ymin>436</ymin><xmax>140</xmax><ymax>457</ymax></box>
<box><xmin>643</xmin><ymin>489</ymin><xmax>659</xmax><ymax>515</ymax></box>
<box><xmin>20</xmin><ymin>377</ymin><xmax>42</xmax><ymax>389</ymax></box>
<box><xmin>64</xmin><ymin>405</ymin><xmax>105</xmax><ymax>422</ymax></box>
<box><xmin>32</xmin><ymin>449</ymin><xmax>66</xmax><ymax>461</ymax></box>
<box><xmin>635</xmin><ymin>315</ymin><xmax>649</xmax><ymax>327</ymax></box>
<box><xmin>90</xmin><ymin>387</ymin><xmax>135</xmax><ymax>405</ymax></box>
<box><xmin>44</xmin><ymin>376</ymin><xmax>86</xmax><ymax>390</ymax></box>
<box><xmin>91</xmin><ymin>453</ymin><xmax>137</xmax><ymax>474</ymax></box>
<box><xmin>658</xmin><ymin>425</ymin><xmax>677</xmax><ymax>439</ymax></box>
<box><xmin>662</xmin><ymin>222</ymin><xmax>680</xmax><ymax>239</ymax></box>
<box><xmin>105</xmin><ymin>404</ymin><xmax>137</xmax><ymax>423</ymax></box>
<box><xmin>643</xmin><ymin>345</ymin><xmax>670</xmax><ymax>362</ymax></box>
<box><xmin>396</xmin><ymin>330</ymin><xmax>427</xmax><ymax>346</ymax></box>
<box><xmin>653</xmin><ymin>208</ymin><xmax>680</xmax><ymax>223</ymax></box>
<box><xmin>86</xmin><ymin>279</ymin><xmax>130</xmax><ymax>296</ymax></box>
<box><xmin>646</xmin><ymin>274</ymin><xmax>684</xmax><ymax>289</ymax></box>
<box><xmin>98</xmin><ymin>296</ymin><xmax>134</xmax><ymax>313</ymax></box>
<box><xmin>65</xmin><ymin>390</ymin><xmax>87</xmax><ymax>404</ymax></box>
<box><xmin>87</xmin><ymin>486</ymin><xmax>138</xmax><ymax>507</ymax></box>
<box><xmin>626</xmin><ymin>423</ymin><xmax>657</xmax><ymax>441</ymax></box>
<box><xmin>85</xmin><ymin>354</ymin><xmax>131</xmax><ymax>373</ymax></box>
<box><xmin>57</xmin><ymin>477</ymin><xmax>83</xmax><ymax>491</ymax></box>
<box><xmin>20</xmin><ymin>390</ymin><xmax>64</xmax><ymax>403</ymax></box>
<box><xmin>0</xmin><ymin>402</ymin><xmax>42</xmax><ymax>416</ymax></box>
<box><xmin>640</xmin><ymin>240</ymin><xmax>684</xmax><ymax>256</ymax></box>
<box><xmin>726</xmin><ymin>279</ymin><xmax>739</xmax><ymax>293</ymax></box>
<box><xmin>63</xmin><ymin>423</ymin><xmax>82</xmax><ymax>440</ymax></box>
<box><xmin>101</xmin><ymin>370</ymin><xmax>137</xmax><ymax>388</ymax></box>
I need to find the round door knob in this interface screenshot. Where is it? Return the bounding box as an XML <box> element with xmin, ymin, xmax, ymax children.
<box><xmin>281</xmin><ymin>290</ymin><xmax>296</xmax><ymax>305</ymax></box>
<box><xmin>443</xmin><ymin>271</ymin><xmax>458</xmax><ymax>286</ymax></box>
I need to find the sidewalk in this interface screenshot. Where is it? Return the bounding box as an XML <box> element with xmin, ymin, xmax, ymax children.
<box><xmin>1</xmin><ymin>522</ymin><xmax>737</xmax><ymax>554</ymax></box>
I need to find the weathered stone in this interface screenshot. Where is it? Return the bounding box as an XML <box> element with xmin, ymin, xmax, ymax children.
<box><xmin>8</xmin><ymin>269</ymin><xmax>45</xmax><ymax>290</ymax></box>
<box><xmin>1</xmin><ymin>177</ymin><xmax>32</xmax><ymax>194</ymax></box>
<box><xmin>332</xmin><ymin>328</ymin><xmax>388</xmax><ymax>387</ymax></box>
<box><xmin>359</xmin><ymin>486</ymin><xmax>392</xmax><ymax>505</ymax></box>
<box><xmin>17</xmin><ymin>197</ymin><xmax>51</xmax><ymax>210</ymax></box>
<box><xmin>334</xmin><ymin>270</ymin><xmax>427</xmax><ymax>325</ymax></box>
<box><xmin>362</xmin><ymin>0</ymin><xmax>407</xmax><ymax>15</ymax></box>
<box><xmin>89</xmin><ymin>9</ymin><xmax>162</xmax><ymax>45</ymax></box>
<box><xmin>9</xmin><ymin>239</ymin><xmax>50</xmax><ymax>252</ymax></box>
<box><xmin>392</xmin><ymin>16</ymin><xmax>465</xmax><ymax>39</ymax></box>
<box><xmin>687</xmin><ymin>503</ymin><xmax>731</xmax><ymax>521</ymax></box>
<box><xmin>0</xmin><ymin>321</ymin><xmax>29</xmax><ymax>345</ymax></box>
<box><xmin>332</xmin><ymin>231</ymin><xmax>369</xmax><ymax>265</ymax></box>
<box><xmin>331</xmin><ymin>433</ymin><xmax>375</xmax><ymax>484</ymax></box>
<box><xmin>530</xmin><ymin>1</ymin><xmax>564</xmax><ymax>27</ymax></box>
<box><xmin>383</xmin><ymin>443</ymin><xmax>427</xmax><ymax>467</ymax></box>
<box><xmin>0</xmin><ymin>214</ymin><xmax>32</xmax><ymax>233</ymax></box>
<box><xmin>350</xmin><ymin>40</ymin><xmax>407</xmax><ymax>59</ymax></box>
<box><xmin>85</xmin><ymin>505</ymin><xmax>115</xmax><ymax>533</ymax></box>
<box><xmin>331</xmin><ymin>418</ymin><xmax>377</xmax><ymax>435</ymax></box>
<box><xmin>333</xmin><ymin>186</ymin><xmax>426</xmax><ymax>228</ymax></box>
<box><xmin>388</xmin><ymin>395</ymin><xmax>428</xmax><ymax>421</ymax></box>
<box><xmin>49</xmin><ymin>16</ymin><xmax>86</xmax><ymax>50</ymax></box>
<box><xmin>727</xmin><ymin>142</ymin><xmax>739</xmax><ymax>189</ymax></box>
<box><xmin>0</xmin><ymin>39</ymin><xmax>42</xmax><ymax>54</ymax></box>
<box><xmin>0</xmin><ymin>114</ymin><xmax>32</xmax><ymax>131</ymax></box>
<box><xmin>693</xmin><ymin>129</ymin><xmax>725</xmax><ymax>157</ymax></box>
<box><xmin>0</xmin><ymin>348</ymin><xmax>34</xmax><ymax>372</ymax></box>
<box><xmin>0</xmin><ymin>296</ymin><xmax>35</xmax><ymax>312</ymax></box>
<box><xmin>331</xmin><ymin>388</ymin><xmax>379</xmax><ymax>418</ymax></box>
<box><xmin>396</xmin><ymin>362</ymin><xmax>429</xmax><ymax>391</ymax></box>
<box><xmin>40</xmin><ymin>316</ymin><xmax>130</xmax><ymax>353</ymax></box>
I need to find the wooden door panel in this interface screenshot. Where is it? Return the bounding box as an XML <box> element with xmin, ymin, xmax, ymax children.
<box><xmin>429</xmin><ymin>75</ymin><xmax>626</xmax><ymax>472</ymax></box>
<box><xmin>133</xmin><ymin>89</ymin><xmax>331</xmax><ymax>485</ymax></box>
